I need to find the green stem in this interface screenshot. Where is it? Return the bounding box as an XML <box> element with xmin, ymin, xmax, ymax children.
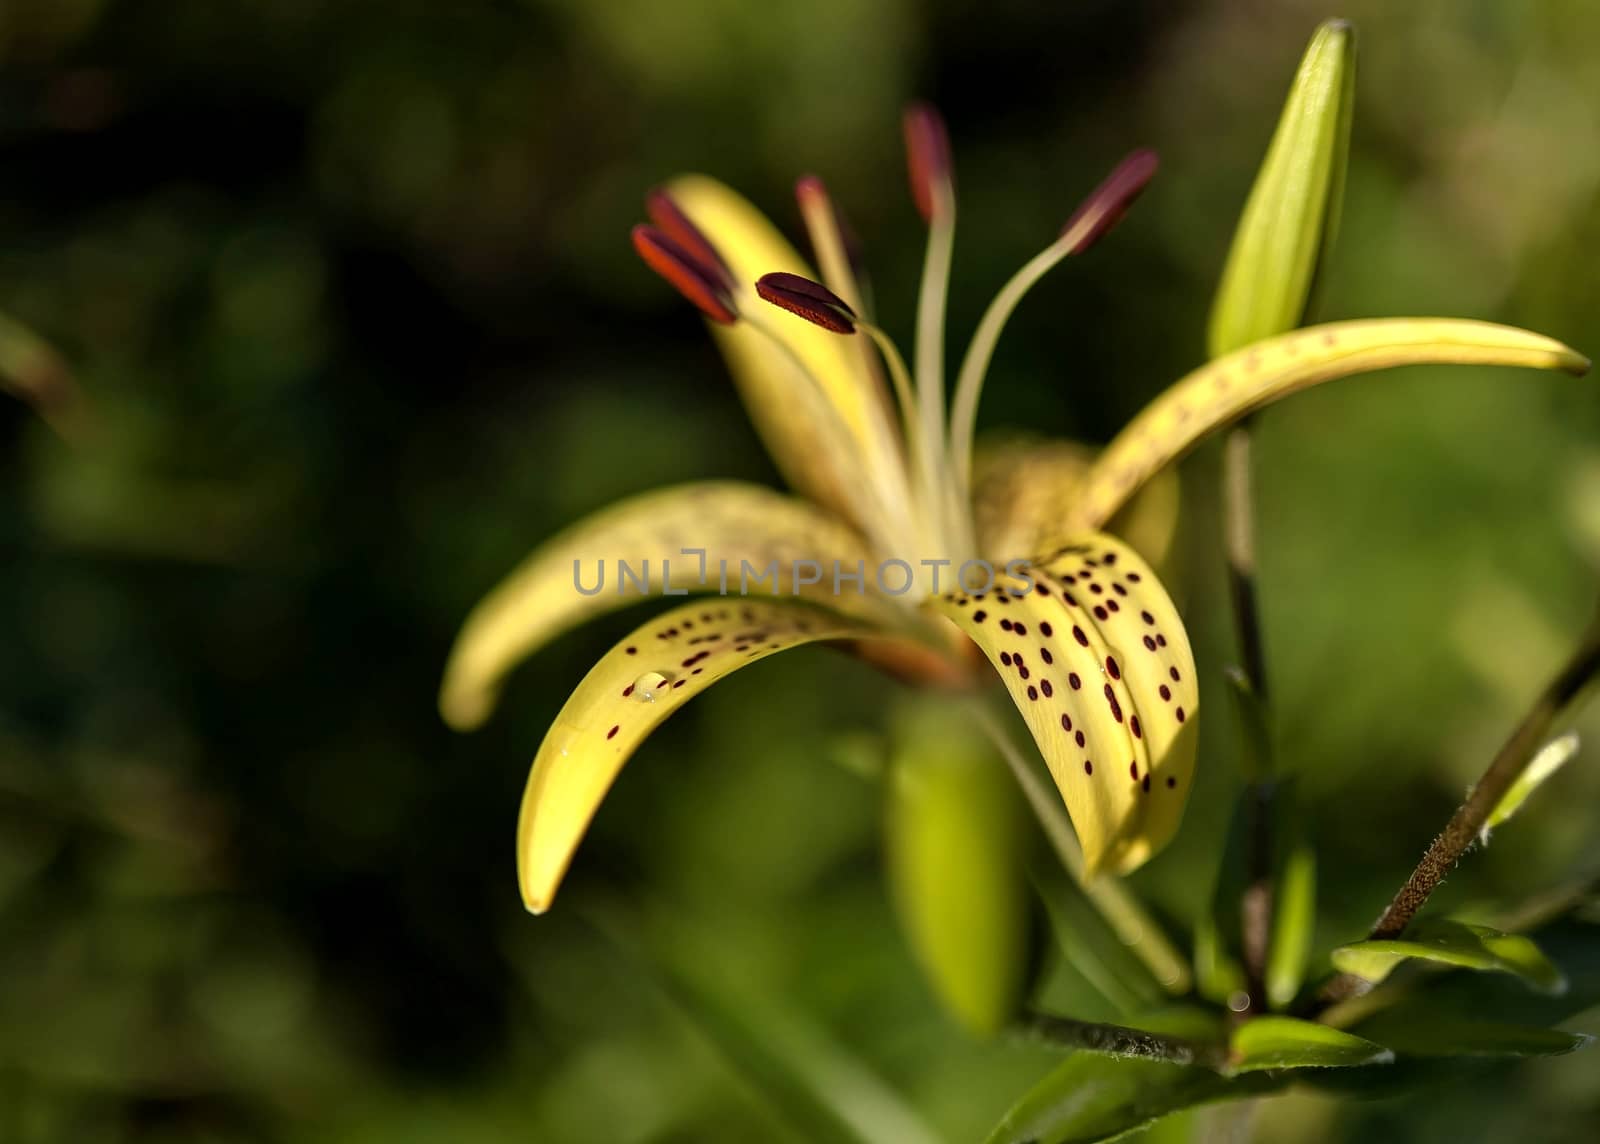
<box><xmin>1017</xmin><ymin>1009</ymin><xmax>1225</xmax><ymax>1068</ymax></box>
<box><xmin>1315</xmin><ymin>604</ymin><xmax>1600</xmax><ymax>1006</ymax></box>
<box><xmin>1224</xmin><ymin>424</ymin><xmax>1275</xmax><ymax>1013</ymax></box>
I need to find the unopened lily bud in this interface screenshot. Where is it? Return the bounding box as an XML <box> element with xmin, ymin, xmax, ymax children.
<box><xmin>1208</xmin><ymin>19</ymin><xmax>1356</xmax><ymax>357</ymax></box>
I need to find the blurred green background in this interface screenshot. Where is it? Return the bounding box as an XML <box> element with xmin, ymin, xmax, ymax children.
<box><xmin>2</xmin><ymin>1</ymin><xmax>1599</xmax><ymax>1140</ymax></box>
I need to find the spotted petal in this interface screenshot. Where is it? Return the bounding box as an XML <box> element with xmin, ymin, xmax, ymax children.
<box><xmin>928</xmin><ymin>534</ymin><xmax>1198</xmax><ymax>874</ymax></box>
<box><xmin>518</xmin><ymin>599</ymin><xmax>876</xmax><ymax>912</ymax></box>
<box><xmin>440</xmin><ymin>480</ymin><xmax>895</xmax><ymax>731</ymax></box>
<box><xmin>667</xmin><ymin>176</ymin><xmax>911</xmax><ymax>544</ymax></box>
<box><xmin>1070</xmin><ymin>318</ymin><xmax>1590</xmax><ymax>529</ymax></box>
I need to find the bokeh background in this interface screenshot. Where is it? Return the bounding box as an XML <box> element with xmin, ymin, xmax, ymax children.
<box><xmin>3</xmin><ymin>1</ymin><xmax>1599</xmax><ymax>1140</ymax></box>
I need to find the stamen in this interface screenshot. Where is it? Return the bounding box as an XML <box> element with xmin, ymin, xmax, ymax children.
<box><xmin>903</xmin><ymin>102</ymin><xmax>965</xmax><ymax>557</ymax></box>
<box><xmin>1059</xmin><ymin>149</ymin><xmax>1159</xmax><ymax>253</ymax></box>
<box><xmin>947</xmin><ymin>150</ymin><xmax>1160</xmax><ymax>501</ymax></box>
<box><xmin>645</xmin><ymin>188</ymin><xmax>733</xmax><ymax>284</ymax></box>
<box><xmin>903</xmin><ymin>102</ymin><xmax>954</xmax><ymax>223</ymax></box>
<box><xmin>795</xmin><ymin>176</ymin><xmax>870</xmax><ymax>311</ymax></box>
<box><xmin>631</xmin><ymin>225</ymin><xmax>737</xmax><ymax>324</ymax></box>
<box><xmin>755</xmin><ymin>272</ymin><xmax>857</xmax><ymax>334</ymax></box>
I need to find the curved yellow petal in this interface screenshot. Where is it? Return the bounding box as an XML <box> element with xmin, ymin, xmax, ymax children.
<box><xmin>440</xmin><ymin>480</ymin><xmax>894</xmax><ymax>731</ymax></box>
<box><xmin>1072</xmin><ymin>318</ymin><xmax>1590</xmax><ymax>529</ymax></box>
<box><xmin>926</xmin><ymin>534</ymin><xmax>1198</xmax><ymax>875</ymax></box>
<box><xmin>972</xmin><ymin>436</ymin><xmax>1179</xmax><ymax>571</ymax></box>
<box><xmin>667</xmin><ymin>176</ymin><xmax>910</xmax><ymax>543</ymax></box>
<box><xmin>518</xmin><ymin>599</ymin><xmax>875</xmax><ymax>913</ymax></box>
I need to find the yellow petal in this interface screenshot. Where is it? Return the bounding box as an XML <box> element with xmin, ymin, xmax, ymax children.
<box><xmin>972</xmin><ymin>435</ymin><xmax>1179</xmax><ymax>571</ymax></box>
<box><xmin>926</xmin><ymin>534</ymin><xmax>1198</xmax><ymax>874</ymax></box>
<box><xmin>1071</xmin><ymin>319</ymin><xmax>1590</xmax><ymax>529</ymax></box>
<box><xmin>518</xmin><ymin>599</ymin><xmax>874</xmax><ymax>913</ymax></box>
<box><xmin>440</xmin><ymin>480</ymin><xmax>894</xmax><ymax>731</ymax></box>
<box><xmin>667</xmin><ymin>176</ymin><xmax>910</xmax><ymax>542</ymax></box>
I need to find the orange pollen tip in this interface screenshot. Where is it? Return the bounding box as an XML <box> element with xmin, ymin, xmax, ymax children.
<box><xmin>632</xmin><ymin>225</ymin><xmax>737</xmax><ymax>324</ymax></box>
<box><xmin>755</xmin><ymin>271</ymin><xmax>857</xmax><ymax>334</ymax></box>
<box><xmin>1060</xmin><ymin>148</ymin><xmax>1159</xmax><ymax>252</ymax></box>
<box><xmin>902</xmin><ymin>101</ymin><xmax>953</xmax><ymax>223</ymax></box>
<box><xmin>645</xmin><ymin>187</ymin><xmax>732</xmax><ymax>285</ymax></box>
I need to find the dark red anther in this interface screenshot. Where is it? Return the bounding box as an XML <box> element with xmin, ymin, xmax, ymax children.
<box><xmin>1060</xmin><ymin>148</ymin><xmax>1159</xmax><ymax>253</ymax></box>
<box><xmin>645</xmin><ymin>188</ymin><xmax>732</xmax><ymax>284</ymax></box>
<box><xmin>902</xmin><ymin>102</ymin><xmax>953</xmax><ymax>223</ymax></box>
<box><xmin>796</xmin><ymin>175</ymin><xmax>869</xmax><ymax>279</ymax></box>
<box><xmin>632</xmin><ymin>225</ymin><xmax>737</xmax><ymax>324</ymax></box>
<box><xmin>755</xmin><ymin>271</ymin><xmax>857</xmax><ymax>334</ymax></box>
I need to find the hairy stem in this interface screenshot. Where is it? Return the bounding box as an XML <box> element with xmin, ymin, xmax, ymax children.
<box><xmin>1017</xmin><ymin>1009</ymin><xmax>1225</xmax><ymax>1069</ymax></box>
<box><xmin>1316</xmin><ymin>605</ymin><xmax>1600</xmax><ymax>1006</ymax></box>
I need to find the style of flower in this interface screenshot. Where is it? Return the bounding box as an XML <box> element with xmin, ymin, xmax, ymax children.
<box><xmin>439</xmin><ymin>105</ymin><xmax>1587</xmax><ymax>914</ymax></box>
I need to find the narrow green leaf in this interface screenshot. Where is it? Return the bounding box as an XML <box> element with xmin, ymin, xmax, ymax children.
<box><xmin>1352</xmin><ymin>1012</ymin><xmax>1593</xmax><ymax>1059</ymax></box>
<box><xmin>1227</xmin><ymin>1016</ymin><xmax>1392</xmax><ymax>1074</ymax></box>
<box><xmin>1034</xmin><ymin>864</ymin><xmax>1164</xmax><ymax>1017</ymax></box>
<box><xmin>1482</xmin><ymin>732</ymin><xmax>1578</xmax><ymax>837</ymax></box>
<box><xmin>886</xmin><ymin>698</ymin><xmax>1030</xmax><ymax>1037</ymax></box>
<box><xmin>652</xmin><ymin>916</ymin><xmax>941</xmax><ymax>1144</ymax></box>
<box><xmin>1265</xmin><ymin>784</ymin><xmax>1317</xmax><ymax>1009</ymax></box>
<box><xmin>1224</xmin><ymin>667</ymin><xmax>1272</xmax><ymax>783</ymax></box>
<box><xmin>1208</xmin><ymin>18</ymin><xmax>1356</xmax><ymax>357</ymax></box>
<box><xmin>986</xmin><ymin>1010</ymin><xmax>1272</xmax><ymax>1144</ymax></box>
<box><xmin>1331</xmin><ymin>919</ymin><xmax>1567</xmax><ymax>994</ymax></box>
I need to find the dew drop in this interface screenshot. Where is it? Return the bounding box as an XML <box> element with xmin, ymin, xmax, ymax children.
<box><xmin>632</xmin><ymin>671</ymin><xmax>672</xmax><ymax>701</ymax></box>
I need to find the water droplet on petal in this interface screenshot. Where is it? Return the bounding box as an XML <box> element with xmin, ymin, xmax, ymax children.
<box><xmin>632</xmin><ymin>671</ymin><xmax>671</xmax><ymax>701</ymax></box>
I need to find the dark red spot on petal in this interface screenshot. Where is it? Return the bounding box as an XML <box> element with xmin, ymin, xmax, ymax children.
<box><xmin>1105</xmin><ymin>657</ymin><xmax>1121</xmax><ymax>680</ymax></box>
<box><xmin>1000</xmin><ymin>651</ymin><xmax>1012</xmax><ymax>666</ymax></box>
<box><xmin>607</xmin><ymin>725</ymin><xmax>620</xmax><ymax>740</ymax></box>
<box><xmin>1084</xmin><ymin>759</ymin><xmax>1094</xmax><ymax>775</ymax></box>
<box><xmin>1027</xmin><ymin>685</ymin><xmax>1038</xmax><ymax>700</ymax></box>
<box><xmin>1041</xmin><ymin>679</ymin><xmax>1054</xmax><ymax>698</ymax></box>
<box><xmin>1073</xmin><ymin>626</ymin><xmax>1089</xmax><ymax>647</ymax></box>
<box><xmin>1069</xmin><ymin>673</ymin><xmax>1082</xmax><ymax>690</ymax></box>
<box><xmin>973</xmin><ymin>610</ymin><xmax>987</xmax><ymax>623</ymax></box>
<box><xmin>1041</xmin><ymin>647</ymin><xmax>1053</xmax><ymax>665</ymax></box>
<box><xmin>1176</xmin><ymin>706</ymin><xmax>1186</xmax><ymax>722</ymax></box>
<box><xmin>1130</xmin><ymin>715</ymin><xmax>1142</xmax><ymax>739</ymax></box>
<box><xmin>1075</xmin><ymin>730</ymin><xmax>1086</xmax><ymax>747</ymax></box>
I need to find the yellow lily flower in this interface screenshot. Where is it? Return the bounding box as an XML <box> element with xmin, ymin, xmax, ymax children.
<box><xmin>440</xmin><ymin>105</ymin><xmax>1588</xmax><ymax>915</ymax></box>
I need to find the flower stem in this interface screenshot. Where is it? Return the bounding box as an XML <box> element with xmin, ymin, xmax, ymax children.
<box><xmin>1224</xmin><ymin>423</ymin><xmax>1275</xmax><ymax>1013</ymax></box>
<box><xmin>1316</xmin><ymin>603</ymin><xmax>1600</xmax><ymax>1005</ymax></box>
<box><xmin>1017</xmin><ymin>1009</ymin><xmax>1225</xmax><ymax>1068</ymax></box>
<box><xmin>969</xmin><ymin>699</ymin><xmax>1192</xmax><ymax>993</ymax></box>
